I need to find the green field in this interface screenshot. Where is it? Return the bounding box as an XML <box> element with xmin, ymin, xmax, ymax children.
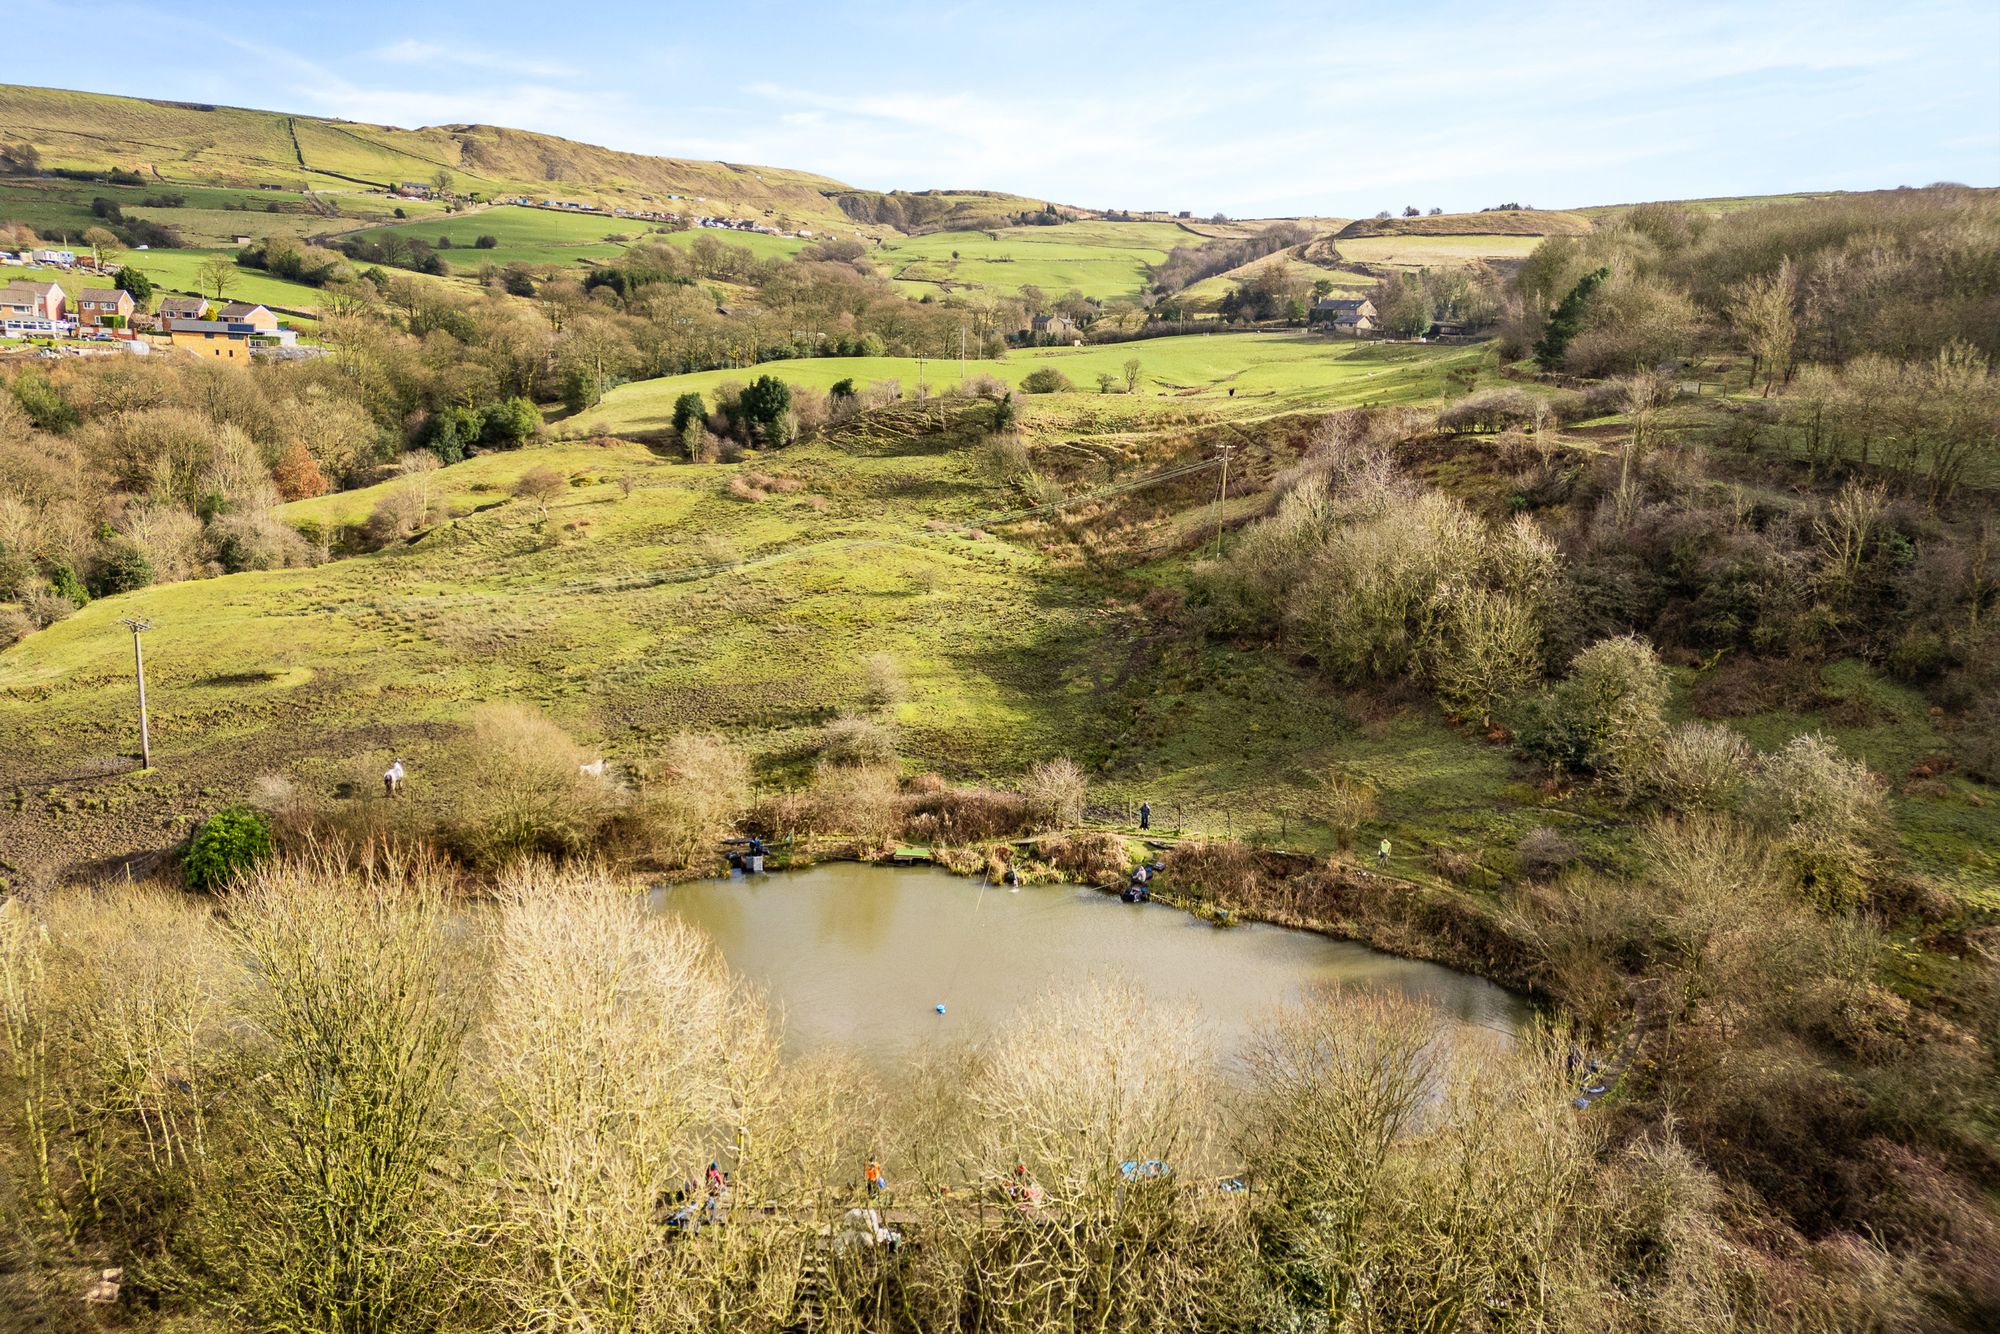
<box><xmin>0</xmin><ymin>176</ymin><xmax>462</xmax><ymax>252</ymax></box>
<box><xmin>570</xmin><ymin>335</ymin><xmax>1482</xmax><ymax>436</ymax></box>
<box><xmin>116</xmin><ymin>250</ymin><xmax>330</xmax><ymax>313</ymax></box>
<box><xmin>871</xmin><ymin>220</ymin><xmax>1194</xmax><ymax>300</ymax></box>
<box><xmin>1179</xmin><ymin>250</ymin><xmax>1372</xmax><ymax>310</ymax></box>
<box><xmin>657</xmin><ymin>226</ymin><xmax>813</xmax><ymax>261</ymax></box>
<box><xmin>345</xmin><ymin>204</ymin><xmax>649</xmax><ymax>272</ymax></box>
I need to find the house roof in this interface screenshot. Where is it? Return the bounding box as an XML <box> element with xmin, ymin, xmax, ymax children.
<box><xmin>216</xmin><ymin>302</ymin><xmax>270</xmax><ymax>319</ymax></box>
<box><xmin>158</xmin><ymin>296</ymin><xmax>207</xmax><ymax>314</ymax></box>
<box><xmin>79</xmin><ymin>287</ymin><xmax>127</xmax><ymax>303</ymax></box>
<box><xmin>1312</xmin><ymin>297</ymin><xmax>1369</xmax><ymax>312</ymax></box>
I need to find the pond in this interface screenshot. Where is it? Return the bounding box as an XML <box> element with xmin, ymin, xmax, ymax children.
<box><xmin>652</xmin><ymin>863</ymin><xmax>1531</xmax><ymax>1065</ymax></box>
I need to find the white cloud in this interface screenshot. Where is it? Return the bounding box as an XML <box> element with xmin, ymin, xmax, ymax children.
<box><xmin>372</xmin><ymin>39</ymin><xmax>580</xmax><ymax>81</ymax></box>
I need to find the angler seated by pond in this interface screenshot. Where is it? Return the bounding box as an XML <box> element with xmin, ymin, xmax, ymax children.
<box><xmin>1121</xmin><ymin>864</ymin><xmax>1154</xmax><ymax>902</ymax></box>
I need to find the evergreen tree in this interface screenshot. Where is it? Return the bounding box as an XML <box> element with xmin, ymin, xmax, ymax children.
<box><xmin>1533</xmin><ymin>267</ymin><xmax>1610</xmax><ymax>370</ymax></box>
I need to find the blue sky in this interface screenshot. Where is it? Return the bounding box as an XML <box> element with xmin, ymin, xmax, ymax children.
<box><xmin>19</xmin><ymin>0</ymin><xmax>2000</xmax><ymax>216</ymax></box>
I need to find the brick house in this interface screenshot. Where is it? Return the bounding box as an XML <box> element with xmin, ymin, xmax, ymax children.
<box><xmin>76</xmin><ymin>287</ymin><xmax>135</xmax><ymax>328</ymax></box>
<box><xmin>155</xmin><ymin>295</ymin><xmax>210</xmax><ymax>328</ymax></box>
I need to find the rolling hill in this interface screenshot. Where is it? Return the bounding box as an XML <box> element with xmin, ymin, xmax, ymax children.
<box><xmin>0</xmin><ymin>83</ymin><xmax>865</xmax><ymax>231</ymax></box>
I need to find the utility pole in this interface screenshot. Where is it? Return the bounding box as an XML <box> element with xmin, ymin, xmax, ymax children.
<box><xmin>959</xmin><ymin>323</ymin><xmax>967</xmax><ymax>382</ymax></box>
<box><xmin>1210</xmin><ymin>443</ymin><xmax>1234</xmax><ymax>557</ymax></box>
<box><xmin>119</xmin><ymin>617</ymin><xmax>153</xmax><ymax>769</ymax></box>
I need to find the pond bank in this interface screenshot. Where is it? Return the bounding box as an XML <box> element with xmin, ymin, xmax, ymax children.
<box><xmin>711</xmin><ymin>829</ymin><xmax>1547</xmax><ymax>1001</ymax></box>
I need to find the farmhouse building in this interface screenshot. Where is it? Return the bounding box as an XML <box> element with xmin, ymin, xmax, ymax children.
<box><xmin>1311</xmin><ymin>297</ymin><xmax>1377</xmax><ymax>334</ymax></box>
<box><xmin>0</xmin><ymin>280</ymin><xmax>65</xmax><ymax>321</ymax></box>
<box><xmin>75</xmin><ymin>287</ymin><xmax>135</xmax><ymax>327</ymax></box>
<box><xmin>1030</xmin><ymin>313</ymin><xmax>1077</xmax><ymax>339</ymax></box>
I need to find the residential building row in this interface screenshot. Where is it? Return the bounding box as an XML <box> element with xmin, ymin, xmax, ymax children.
<box><xmin>0</xmin><ymin>278</ymin><xmax>299</xmax><ymax>358</ymax></box>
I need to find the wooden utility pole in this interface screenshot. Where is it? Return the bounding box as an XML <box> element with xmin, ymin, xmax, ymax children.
<box><xmin>1210</xmin><ymin>443</ymin><xmax>1234</xmax><ymax>557</ymax></box>
<box><xmin>119</xmin><ymin>617</ymin><xmax>153</xmax><ymax>769</ymax></box>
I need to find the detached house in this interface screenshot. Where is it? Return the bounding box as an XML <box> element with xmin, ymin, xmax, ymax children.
<box><xmin>1310</xmin><ymin>297</ymin><xmax>1377</xmax><ymax>335</ymax></box>
<box><xmin>216</xmin><ymin>302</ymin><xmax>280</xmax><ymax>332</ymax></box>
<box><xmin>155</xmin><ymin>295</ymin><xmax>210</xmax><ymax>328</ymax></box>
<box><xmin>76</xmin><ymin>287</ymin><xmax>135</xmax><ymax>328</ymax></box>
<box><xmin>165</xmin><ymin>301</ymin><xmax>297</xmax><ymax>361</ymax></box>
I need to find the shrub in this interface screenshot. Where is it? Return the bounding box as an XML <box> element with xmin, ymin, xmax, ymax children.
<box><xmin>420</xmin><ymin>404</ymin><xmax>483</xmax><ymax>463</ymax></box>
<box><xmin>446</xmin><ymin>703</ymin><xmax>614</xmax><ymax>868</ymax></box>
<box><xmin>1521</xmin><ymin>635</ymin><xmax>1669</xmax><ymax>800</ymax></box>
<box><xmin>0</xmin><ymin>606</ymin><xmax>32</xmax><ymax>648</ymax></box>
<box><xmin>898</xmin><ymin>783</ymin><xmax>1032</xmax><ymax>844</ymax></box>
<box><xmin>817</xmin><ymin>713</ymin><xmax>899</xmax><ymax>767</ymax></box>
<box><xmin>23</xmin><ymin>588</ymin><xmax>75</xmax><ymax>627</ymax></box>
<box><xmin>1653</xmin><ymin>722</ymin><xmax>1755</xmax><ymax>813</ymax></box>
<box><xmin>1749</xmin><ymin>733</ymin><xmax>1887</xmax><ymax>911</ymax></box>
<box><xmin>1031</xmin><ymin>829</ymin><xmax>1128</xmax><ymax>883</ymax></box>
<box><xmin>810</xmin><ymin>760</ymin><xmax>900</xmax><ymax>845</ymax></box>
<box><xmin>88</xmin><ymin>539</ymin><xmax>155</xmax><ymax>597</ymax></box>
<box><xmin>9</xmin><ymin>369</ymin><xmax>77</xmax><ymax>432</ymax></box>
<box><xmin>1438</xmin><ymin>388</ymin><xmax>1536</xmax><ymax>434</ymax></box>
<box><xmin>474</xmin><ymin>234</ymin><xmax>498</xmax><ymax>249</ymax></box>
<box><xmin>49</xmin><ymin>564</ymin><xmax>88</xmax><ymax>606</ymax></box>
<box><xmin>980</xmin><ymin>431</ymin><xmax>1030</xmax><ymax>480</ymax></box>
<box><xmin>1020</xmin><ymin>368</ymin><xmax>1073</xmax><ymax>394</ymax></box>
<box><xmin>1025</xmin><ymin>755</ymin><xmax>1087</xmax><ymax>830</ymax></box>
<box><xmin>183</xmin><ymin>804</ymin><xmax>274</xmax><ymax>891</ymax></box>
<box><xmin>481</xmin><ymin>397</ymin><xmax>540</xmax><ymax>447</ymax></box>
<box><xmin>1163</xmin><ymin>840</ymin><xmax>1261</xmax><ymax>902</ymax></box>
<box><xmin>210</xmin><ymin>513</ymin><xmax>310</xmax><ymax>572</ymax></box>
<box><xmin>625</xmin><ymin>733</ymin><xmax>749</xmax><ymax>870</ymax></box>
<box><xmin>1315</xmin><ymin>772</ymin><xmax>1378</xmax><ymax>851</ymax></box>
<box><xmin>1515</xmin><ymin>826</ymin><xmax>1577</xmax><ymax>881</ymax></box>
<box><xmin>861</xmin><ymin>651</ymin><xmax>906</xmax><ymax>712</ymax></box>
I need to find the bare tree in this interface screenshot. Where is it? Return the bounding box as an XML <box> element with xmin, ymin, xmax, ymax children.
<box><xmin>195</xmin><ymin>254</ymin><xmax>236</xmax><ymax>302</ymax></box>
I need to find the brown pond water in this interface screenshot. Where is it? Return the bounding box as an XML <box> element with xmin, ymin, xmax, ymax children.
<box><xmin>652</xmin><ymin>863</ymin><xmax>1531</xmax><ymax>1065</ymax></box>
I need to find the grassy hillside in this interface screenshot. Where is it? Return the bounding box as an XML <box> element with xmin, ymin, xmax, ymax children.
<box><xmin>568</xmin><ymin>336</ymin><xmax>1483</xmax><ymax>437</ymax></box>
<box><xmin>0</xmin><ymin>83</ymin><xmax>862</xmax><ymax>229</ymax></box>
<box><xmin>0</xmin><ymin>339</ymin><xmax>1508</xmax><ymax>880</ymax></box>
<box><xmin>1177</xmin><ymin>243</ymin><xmax>1367</xmax><ymax>311</ymax></box>
<box><xmin>1333</xmin><ymin>209</ymin><xmax>1592</xmax><ymax>238</ymax></box>
<box><xmin>871</xmin><ymin>220</ymin><xmax>1193</xmax><ymax>301</ymax></box>
<box><xmin>1334</xmin><ymin>232</ymin><xmax>1548</xmax><ymax>267</ymax></box>
<box><xmin>1569</xmin><ymin>191</ymin><xmax>1844</xmax><ymax>219</ymax></box>
<box><xmin>344</xmin><ymin>203</ymin><xmax>645</xmax><ymax>272</ymax></box>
